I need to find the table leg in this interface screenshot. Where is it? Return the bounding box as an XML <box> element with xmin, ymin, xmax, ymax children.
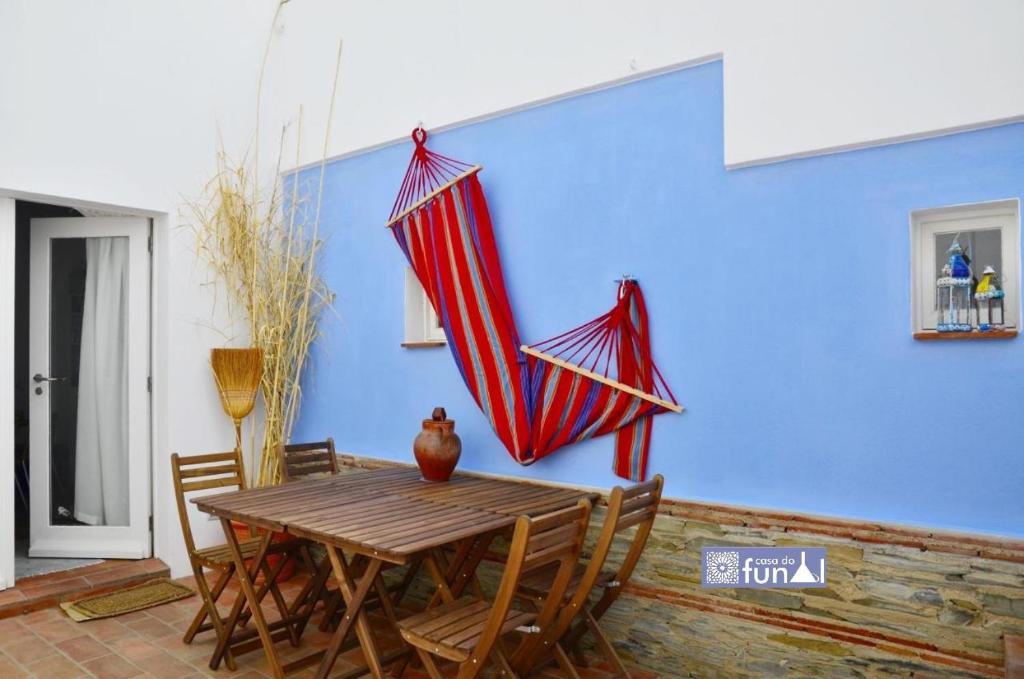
<box><xmin>427</xmin><ymin>533</ymin><xmax>495</xmax><ymax>608</ymax></box>
<box><xmin>315</xmin><ymin>545</ymin><xmax>386</xmax><ymax>679</ymax></box>
<box><xmin>390</xmin><ymin>558</ymin><xmax>422</xmax><ymax>607</ymax></box>
<box><xmin>217</xmin><ymin>518</ymin><xmax>284</xmax><ymax>678</ymax></box>
<box><xmin>422</xmin><ymin>549</ymin><xmax>457</xmax><ymax>604</ymax></box>
<box><xmin>319</xmin><ymin>552</ymin><xmax>366</xmax><ymax>632</ymax></box>
<box><xmin>290</xmin><ymin>548</ymin><xmax>333</xmax><ymax>637</ymax></box>
<box><xmin>450</xmin><ymin>534</ymin><xmax>493</xmax><ymax>599</ymax></box>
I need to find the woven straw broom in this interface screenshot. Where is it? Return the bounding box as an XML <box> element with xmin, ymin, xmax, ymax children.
<box><xmin>211</xmin><ymin>348</ymin><xmax>263</xmax><ymax>452</ymax></box>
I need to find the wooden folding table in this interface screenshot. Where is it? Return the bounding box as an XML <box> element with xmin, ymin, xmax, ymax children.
<box><xmin>194</xmin><ymin>466</ymin><xmax>597</xmax><ymax>679</ymax></box>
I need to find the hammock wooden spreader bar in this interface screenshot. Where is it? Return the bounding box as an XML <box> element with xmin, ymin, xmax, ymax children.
<box><xmin>520</xmin><ymin>346</ymin><xmax>683</xmax><ymax>414</ymax></box>
<box><xmin>386</xmin><ymin>127</ymin><xmax>682</xmax><ymax>480</ymax></box>
<box><xmin>386</xmin><ymin>166</ymin><xmax>482</xmax><ymax>229</ymax></box>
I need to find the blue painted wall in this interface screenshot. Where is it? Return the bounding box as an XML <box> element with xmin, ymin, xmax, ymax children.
<box><xmin>294</xmin><ymin>60</ymin><xmax>1024</xmax><ymax>537</ymax></box>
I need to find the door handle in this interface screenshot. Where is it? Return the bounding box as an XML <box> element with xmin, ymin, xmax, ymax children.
<box><xmin>33</xmin><ymin>373</ymin><xmax>66</xmax><ymax>384</ymax></box>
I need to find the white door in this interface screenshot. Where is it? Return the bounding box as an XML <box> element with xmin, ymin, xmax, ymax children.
<box><xmin>28</xmin><ymin>217</ymin><xmax>151</xmax><ymax>558</ymax></box>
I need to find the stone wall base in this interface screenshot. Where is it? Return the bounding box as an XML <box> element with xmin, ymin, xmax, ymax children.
<box><xmin>339</xmin><ymin>455</ymin><xmax>1024</xmax><ymax>678</ymax></box>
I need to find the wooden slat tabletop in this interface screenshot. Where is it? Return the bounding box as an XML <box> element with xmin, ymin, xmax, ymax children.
<box><xmin>194</xmin><ymin>467</ymin><xmax>597</xmax><ymax>564</ymax></box>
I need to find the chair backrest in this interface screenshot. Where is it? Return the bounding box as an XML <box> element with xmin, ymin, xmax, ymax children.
<box><xmin>484</xmin><ymin>501</ymin><xmax>590</xmax><ymax>671</ymax></box>
<box><xmin>278</xmin><ymin>438</ymin><xmax>337</xmax><ymax>482</ymax></box>
<box><xmin>170</xmin><ymin>449</ymin><xmax>246</xmax><ymax>557</ymax></box>
<box><xmin>602</xmin><ymin>473</ymin><xmax>663</xmax><ymax>588</ymax></box>
<box><xmin>515</xmin><ymin>474</ymin><xmax>664</xmax><ymax>673</ymax></box>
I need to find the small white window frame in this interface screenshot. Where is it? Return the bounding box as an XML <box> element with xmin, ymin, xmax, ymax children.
<box><xmin>403</xmin><ymin>267</ymin><xmax>446</xmax><ymax>346</ymax></box>
<box><xmin>910</xmin><ymin>199</ymin><xmax>1019</xmax><ymax>334</ymax></box>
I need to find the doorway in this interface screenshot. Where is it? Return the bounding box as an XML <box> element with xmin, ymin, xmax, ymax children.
<box><xmin>12</xmin><ymin>200</ymin><xmax>152</xmax><ymax>579</ymax></box>
<box><xmin>14</xmin><ymin>201</ymin><xmax>98</xmax><ymax>577</ymax></box>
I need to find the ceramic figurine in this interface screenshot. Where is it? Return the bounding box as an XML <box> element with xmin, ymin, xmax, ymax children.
<box><xmin>974</xmin><ymin>265</ymin><xmax>1005</xmax><ymax>331</ymax></box>
<box><xmin>936</xmin><ymin>239</ymin><xmax>974</xmax><ymax>332</ymax></box>
<box><xmin>948</xmin><ymin>239</ymin><xmax>971</xmax><ymax>278</ymax></box>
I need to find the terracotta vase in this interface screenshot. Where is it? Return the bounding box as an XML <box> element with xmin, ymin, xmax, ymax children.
<box><xmin>413</xmin><ymin>407</ymin><xmax>462</xmax><ymax>482</ymax></box>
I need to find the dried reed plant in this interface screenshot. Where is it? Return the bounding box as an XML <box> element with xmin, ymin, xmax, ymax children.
<box><xmin>190</xmin><ymin>139</ymin><xmax>334</xmax><ymax>486</ymax></box>
<box><xmin>189</xmin><ymin>3</ymin><xmax>340</xmax><ymax>486</ymax></box>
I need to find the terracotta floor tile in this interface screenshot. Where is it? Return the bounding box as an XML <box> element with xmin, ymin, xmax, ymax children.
<box><xmin>85</xmin><ymin>565</ymin><xmax>148</xmax><ymax>587</ymax></box>
<box><xmin>142</xmin><ymin>602</ymin><xmax>192</xmax><ymax>622</ymax></box>
<box><xmin>163</xmin><ymin>638</ymin><xmax>207</xmax><ymax>662</ymax></box>
<box><xmin>74</xmin><ymin>618</ymin><xmax>135</xmax><ymax>642</ymax></box>
<box><xmin>18</xmin><ymin>577</ymin><xmax>92</xmax><ymax>600</ymax></box>
<box><xmin>55</xmin><ymin>634</ymin><xmax>111</xmax><ymax>662</ymax></box>
<box><xmin>141</xmin><ymin>560</ymin><xmax>171</xmax><ymax>575</ymax></box>
<box><xmin>0</xmin><ymin>617</ymin><xmax>35</xmax><ymax>640</ymax></box>
<box><xmin>1</xmin><ymin>634</ymin><xmax>56</xmax><ymax>664</ymax></box>
<box><xmin>108</xmin><ymin>636</ymin><xmax>165</xmax><ymax>663</ymax></box>
<box><xmin>134</xmin><ymin>651</ymin><xmax>196</xmax><ymax>679</ymax></box>
<box><xmin>0</xmin><ymin>588</ymin><xmax>28</xmax><ymax>607</ymax></box>
<box><xmin>20</xmin><ymin>607</ymin><xmax>64</xmax><ymax>626</ymax></box>
<box><xmin>24</xmin><ymin>651</ymin><xmax>87</xmax><ymax>678</ymax></box>
<box><xmin>111</xmin><ymin>610</ymin><xmax>151</xmax><ymax>625</ymax></box>
<box><xmin>0</xmin><ymin>651</ymin><xmax>29</xmax><ymax>677</ymax></box>
<box><xmin>15</xmin><ymin>570</ymin><xmax>83</xmax><ymax>589</ymax></box>
<box><xmin>122</xmin><ymin>616</ymin><xmax>176</xmax><ymax>641</ymax></box>
<box><xmin>186</xmin><ymin>655</ymin><xmax>218</xmax><ymax>675</ymax></box>
<box><xmin>0</xmin><ymin>571</ymin><xmax>632</xmax><ymax>679</ymax></box>
<box><xmin>30</xmin><ymin>619</ymin><xmax>83</xmax><ymax>643</ymax></box>
<box><xmin>81</xmin><ymin>653</ymin><xmax>144</xmax><ymax>679</ymax></box>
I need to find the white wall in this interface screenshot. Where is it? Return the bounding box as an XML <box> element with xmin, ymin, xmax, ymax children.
<box><xmin>0</xmin><ymin>0</ymin><xmax>275</xmax><ymax>576</ymax></box>
<box><xmin>0</xmin><ymin>199</ymin><xmax>17</xmax><ymax>587</ymax></box>
<box><xmin>723</xmin><ymin>0</ymin><xmax>1024</xmax><ymax>165</ymax></box>
<box><xmin>262</xmin><ymin>0</ymin><xmax>1024</xmax><ymax>168</ymax></box>
<box><xmin>1</xmin><ymin>0</ymin><xmax>1022</xmax><ymax>576</ymax></box>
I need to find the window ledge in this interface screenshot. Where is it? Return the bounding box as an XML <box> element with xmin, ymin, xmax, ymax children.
<box><xmin>913</xmin><ymin>329</ymin><xmax>1018</xmax><ymax>341</ymax></box>
<box><xmin>401</xmin><ymin>340</ymin><xmax>447</xmax><ymax>349</ymax></box>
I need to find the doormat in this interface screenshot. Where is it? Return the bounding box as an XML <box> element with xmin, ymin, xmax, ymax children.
<box><xmin>61</xmin><ymin>578</ymin><xmax>194</xmax><ymax>621</ymax></box>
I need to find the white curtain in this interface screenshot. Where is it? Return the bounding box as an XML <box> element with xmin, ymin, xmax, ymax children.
<box><xmin>74</xmin><ymin>237</ymin><xmax>129</xmax><ymax>526</ymax></box>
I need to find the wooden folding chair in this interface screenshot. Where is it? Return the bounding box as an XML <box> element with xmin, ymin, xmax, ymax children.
<box><xmin>396</xmin><ymin>500</ymin><xmax>592</xmax><ymax>679</ymax></box>
<box><xmin>278</xmin><ymin>438</ymin><xmax>338</xmax><ymax>481</ymax></box>
<box><xmin>277</xmin><ymin>439</ymin><xmax>341</xmax><ymax>631</ymax></box>
<box><xmin>171</xmin><ymin>450</ymin><xmax>299</xmax><ymax>671</ymax></box>
<box><xmin>277</xmin><ymin>439</ymin><xmax>339</xmax><ymax>580</ymax></box>
<box><xmin>514</xmin><ymin>474</ymin><xmax>664</xmax><ymax>678</ymax></box>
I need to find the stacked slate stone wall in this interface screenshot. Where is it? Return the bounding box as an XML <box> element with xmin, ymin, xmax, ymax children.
<box><xmin>339</xmin><ymin>456</ymin><xmax>1024</xmax><ymax>678</ymax></box>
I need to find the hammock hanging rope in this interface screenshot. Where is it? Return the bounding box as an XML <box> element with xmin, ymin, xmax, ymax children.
<box><xmin>386</xmin><ymin>128</ymin><xmax>682</xmax><ymax>481</ymax></box>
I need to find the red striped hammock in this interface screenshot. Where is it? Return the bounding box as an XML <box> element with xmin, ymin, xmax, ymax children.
<box><xmin>385</xmin><ymin>129</ymin><xmax>681</xmax><ymax>480</ymax></box>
